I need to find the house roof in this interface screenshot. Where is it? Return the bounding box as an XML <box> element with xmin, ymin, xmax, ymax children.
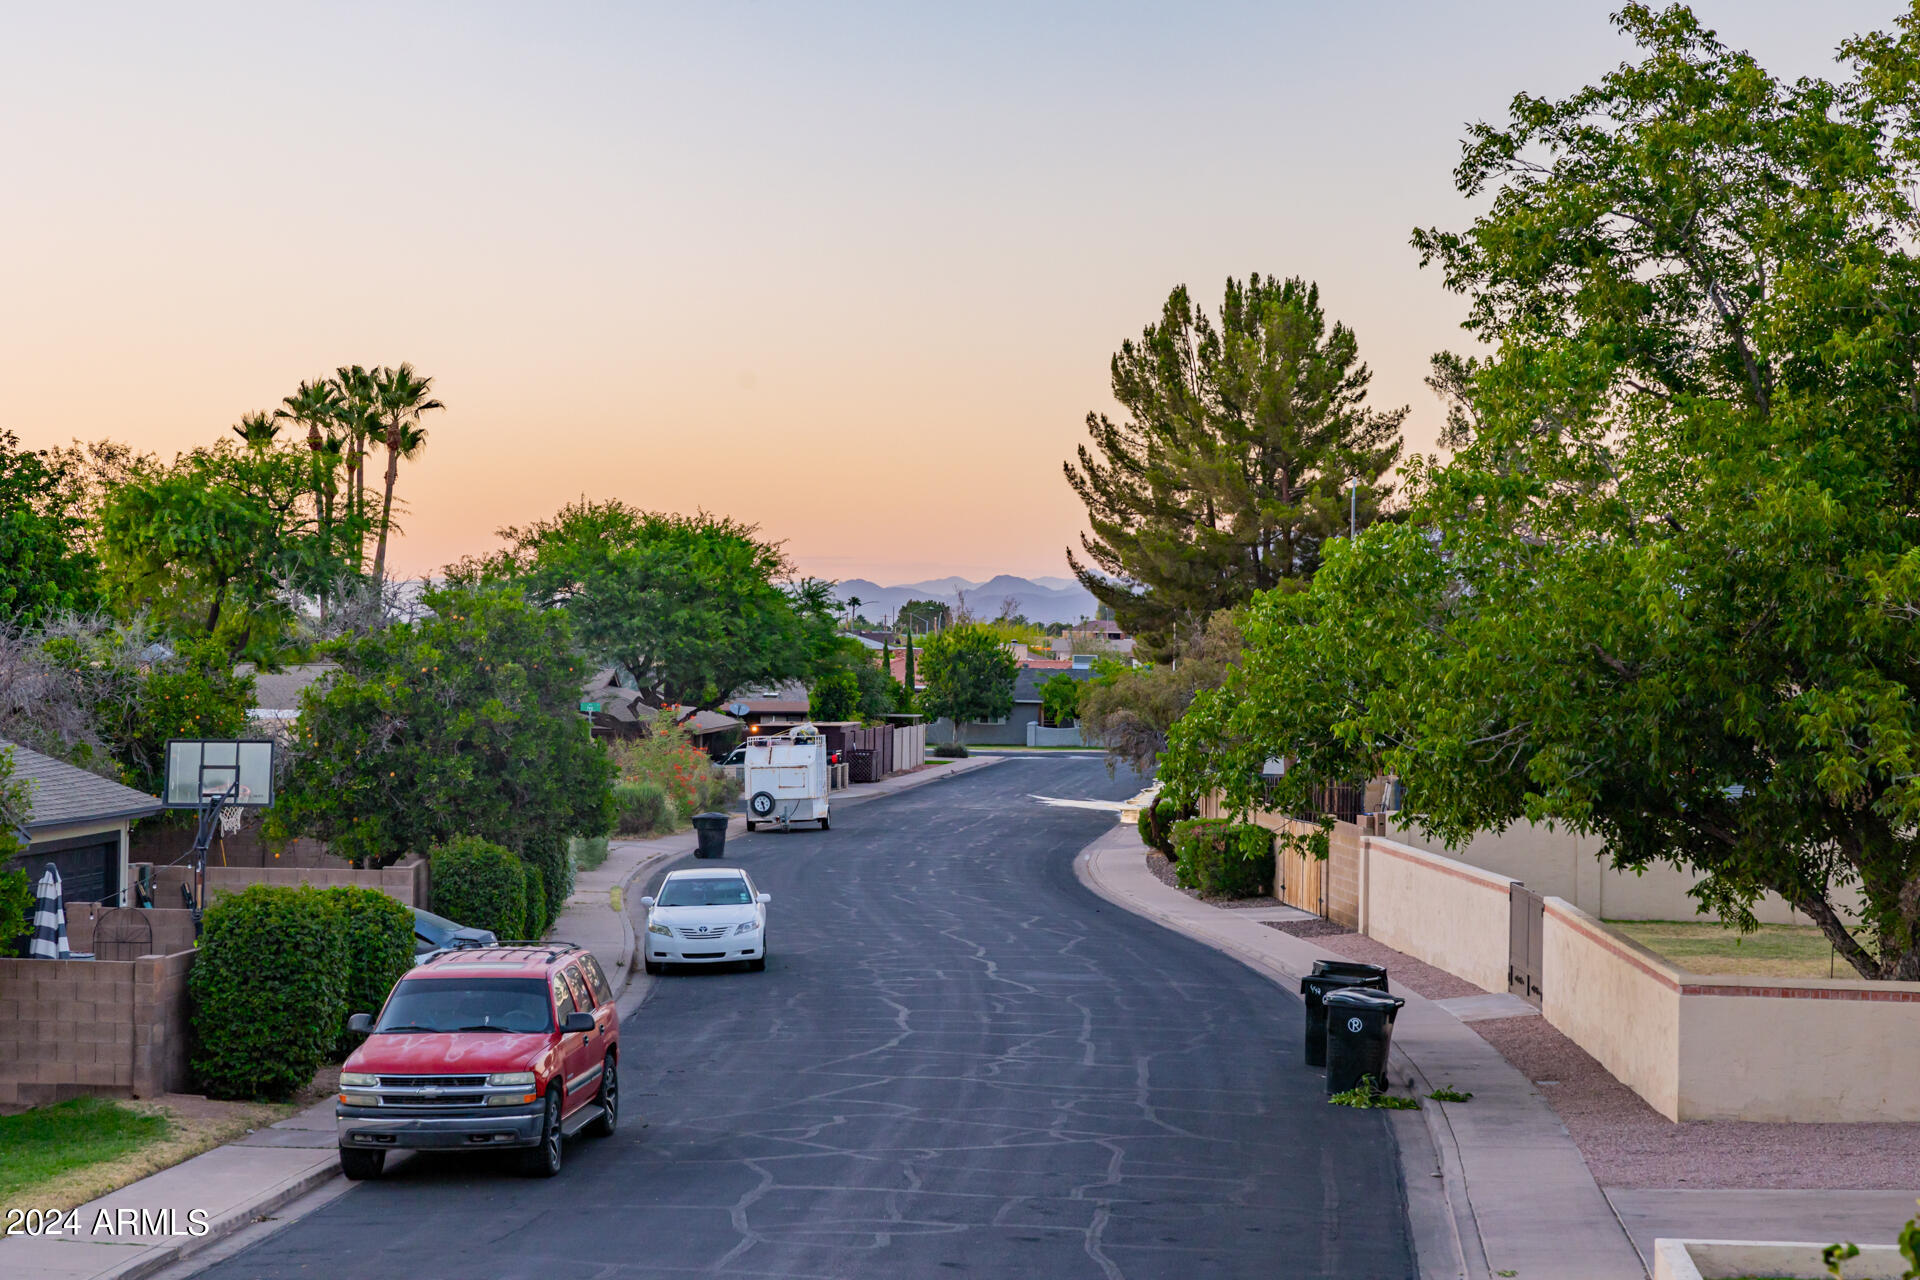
<box><xmin>2</xmin><ymin>740</ymin><xmax>163</xmax><ymax>833</ymax></box>
<box><xmin>239</xmin><ymin>662</ymin><xmax>339</xmax><ymax>712</ymax></box>
<box><xmin>578</xmin><ymin>674</ymin><xmax>744</xmax><ymax>736</ymax></box>
<box><xmin>1013</xmin><ymin>665</ymin><xmax>1098</xmax><ymax>704</ymax></box>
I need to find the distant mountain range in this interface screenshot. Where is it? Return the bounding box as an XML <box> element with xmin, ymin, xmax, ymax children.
<box><xmin>828</xmin><ymin>575</ymin><xmax>1099</xmax><ymax>625</ymax></box>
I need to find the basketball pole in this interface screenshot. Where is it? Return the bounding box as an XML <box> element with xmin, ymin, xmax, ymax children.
<box><xmin>190</xmin><ymin>780</ymin><xmax>241</xmax><ymax>938</ymax></box>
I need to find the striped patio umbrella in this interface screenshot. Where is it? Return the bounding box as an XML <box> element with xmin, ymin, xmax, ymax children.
<box><xmin>29</xmin><ymin>863</ymin><xmax>71</xmax><ymax>960</ymax></box>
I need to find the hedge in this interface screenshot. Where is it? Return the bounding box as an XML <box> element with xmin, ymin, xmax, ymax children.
<box><xmin>1137</xmin><ymin>797</ymin><xmax>1190</xmax><ymax>858</ymax></box>
<box><xmin>614</xmin><ymin>781</ymin><xmax>669</xmax><ymax>836</ymax></box>
<box><xmin>1170</xmin><ymin>820</ymin><xmax>1275</xmax><ymax>899</ymax></box>
<box><xmin>523</xmin><ymin>863</ymin><xmax>549</xmax><ymax>938</ymax></box>
<box><xmin>520</xmin><ymin>830</ymin><xmax>571</xmax><ymax>930</ymax></box>
<box><xmin>330</xmin><ymin>886</ymin><xmax>416</xmax><ymax>1058</ymax></box>
<box><xmin>190</xmin><ymin>885</ymin><xmax>346</xmax><ymax>1101</ymax></box>
<box><xmin>430</xmin><ymin>836</ymin><xmax>526</xmax><ymax>939</ymax></box>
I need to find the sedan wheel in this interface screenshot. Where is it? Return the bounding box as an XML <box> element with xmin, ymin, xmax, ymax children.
<box><xmin>748</xmin><ymin>937</ymin><xmax>767</xmax><ymax>973</ymax></box>
<box><xmin>521</xmin><ymin>1089</ymin><xmax>563</xmax><ymax>1178</ymax></box>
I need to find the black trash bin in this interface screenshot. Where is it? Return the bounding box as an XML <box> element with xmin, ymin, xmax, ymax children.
<box><xmin>1299</xmin><ymin>969</ymin><xmax>1389</xmax><ymax>1068</ymax></box>
<box><xmin>1322</xmin><ymin>987</ymin><xmax>1406</xmax><ymax>1094</ymax></box>
<box><xmin>1312</xmin><ymin>959</ymin><xmax>1389</xmax><ymax>986</ymax></box>
<box><xmin>691</xmin><ymin>811</ymin><xmax>729</xmax><ymax>859</ymax></box>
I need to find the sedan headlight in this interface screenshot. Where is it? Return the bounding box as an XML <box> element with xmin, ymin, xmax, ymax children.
<box><xmin>339</xmin><ymin>1072</ymin><xmax>379</xmax><ymax>1088</ymax></box>
<box><xmin>734</xmin><ymin>920</ymin><xmax>760</xmax><ymax>934</ymax></box>
<box><xmin>487</xmin><ymin>1072</ymin><xmax>535</xmax><ymax>1087</ymax></box>
<box><xmin>648</xmin><ymin>922</ymin><xmax>672</xmax><ymax>936</ymax></box>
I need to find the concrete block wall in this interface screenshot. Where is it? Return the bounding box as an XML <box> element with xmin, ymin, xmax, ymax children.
<box><xmin>64</xmin><ymin>905</ymin><xmax>198</xmax><ymax>957</ymax></box>
<box><xmin>150</xmin><ymin>854</ymin><xmax>427</xmax><ymax>908</ymax></box>
<box><xmin>0</xmin><ymin>949</ymin><xmax>195</xmax><ymax>1110</ymax></box>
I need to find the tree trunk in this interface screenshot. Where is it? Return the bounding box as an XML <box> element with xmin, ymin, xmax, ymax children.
<box><xmin>371</xmin><ymin>428</ymin><xmax>401</xmax><ymax>584</ymax></box>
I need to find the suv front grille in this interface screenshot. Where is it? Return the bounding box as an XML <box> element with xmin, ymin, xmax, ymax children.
<box><xmin>378</xmin><ymin>1075</ymin><xmax>489</xmax><ymax>1089</ymax></box>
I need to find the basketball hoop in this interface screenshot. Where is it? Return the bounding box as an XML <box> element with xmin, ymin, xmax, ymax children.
<box><xmin>204</xmin><ymin>785</ymin><xmax>251</xmax><ymax>837</ymax></box>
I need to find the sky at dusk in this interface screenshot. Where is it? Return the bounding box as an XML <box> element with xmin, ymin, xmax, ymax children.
<box><xmin>0</xmin><ymin>1</ymin><xmax>1898</xmax><ymax>583</ymax></box>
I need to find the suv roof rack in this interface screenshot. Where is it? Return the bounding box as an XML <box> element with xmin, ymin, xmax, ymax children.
<box><xmin>425</xmin><ymin>941</ymin><xmax>582</xmax><ymax>965</ymax></box>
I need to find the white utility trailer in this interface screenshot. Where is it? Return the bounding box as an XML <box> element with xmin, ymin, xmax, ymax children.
<box><xmin>743</xmin><ymin>723</ymin><xmax>831</xmax><ymax>831</ymax></box>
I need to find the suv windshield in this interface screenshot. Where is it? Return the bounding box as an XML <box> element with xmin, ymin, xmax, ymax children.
<box><xmin>658</xmin><ymin>877</ymin><xmax>753</xmax><ymax>907</ymax></box>
<box><xmin>376</xmin><ymin>978</ymin><xmax>552</xmax><ymax>1034</ymax></box>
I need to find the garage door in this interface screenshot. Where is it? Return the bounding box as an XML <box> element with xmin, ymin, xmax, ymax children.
<box><xmin>7</xmin><ymin>837</ymin><xmax>121</xmax><ymax>905</ymax></box>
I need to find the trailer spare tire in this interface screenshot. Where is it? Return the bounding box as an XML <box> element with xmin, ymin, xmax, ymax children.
<box><xmin>749</xmin><ymin>791</ymin><xmax>777</xmax><ymax>818</ymax></box>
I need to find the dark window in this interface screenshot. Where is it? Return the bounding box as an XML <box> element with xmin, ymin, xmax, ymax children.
<box><xmin>376</xmin><ymin>978</ymin><xmax>552</xmax><ymax>1034</ymax></box>
<box><xmin>657</xmin><ymin>876</ymin><xmax>753</xmax><ymax>907</ymax></box>
<box><xmin>580</xmin><ymin>954</ymin><xmax>613</xmax><ymax>1005</ymax></box>
<box><xmin>562</xmin><ymin>965</ymin><xmax>592</xmax><ymax>1011</ymax></box>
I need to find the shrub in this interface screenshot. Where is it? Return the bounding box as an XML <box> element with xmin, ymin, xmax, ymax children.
<box><xmin>0</xmin><ymin>868</ymin><xmax>31</xmax><ymax>958</ymax></box>
<box><xmin>329</xmin><ymin>886</ymin><xmax>415</xmax><ymax>1057</ymax></box>
<box><xmin>1170</xmin><ymin>820</ymin><xmax>1275</xmax><ymax>898</ymax></box>
<box><xmin>523</xmin><ymin>863</ymin><xmax>549</xmax><ymax>938</ymax></box>
<box><xmin>190</xmin><ymin>885</ymin><xmax>346</xmax><ymax>1101</ymax></box>
<box><xmin>1138</xmin><ymin>796</ymin><xmax>1191</xmax><ymax>857</ymax></box>
<box><xmin>570</xmin><ymin>834</ymin><xmax>609</xmax><ymax>872</ymax></box>
<box><xmin>931</xmin><ymin>743</ymin><xmax>969</xmax><ymax>759</ymax></box>
<box><xmin>520</xmin><ymin>830</ymin><xmax>571</xmax><ymax>930</ymax></box>
<box><xmin>430</xmin><ymin>836</ymin><xmax>526</xmax><ymax>939</ymax></box>
<box><xmin>614</xmin><ymin>781</ymin><xmax>670</xmax><ymax>836</ymax></box>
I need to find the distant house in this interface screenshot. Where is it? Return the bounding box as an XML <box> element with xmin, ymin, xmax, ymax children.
<box><xmin>2</xmin><ymin>741</ymin><xmax>163</xmax><ymax>906</ymax></box>
<box><xmin>929</xmin><ymin>663</ymin><xmax>1100</xmax><ymax>747</ymax></box>
<box><xmin>239</xmin><ymin>662</ymin><xmax>338</xmax><ymax>732</ymax></box>
<box><xmin>1064</xmin><ymin>619</ymin><xmax>1134</xmax><ymax>658</ymax></box>
<box><xmin>731</xmin><ymin>681</ymin><xmax>813</xmax><ymax>736</ymax></box>
<box><xmin>579</xmin><ymin>669</ymin><xmax>744</xmax><ymax>749</ymax></box>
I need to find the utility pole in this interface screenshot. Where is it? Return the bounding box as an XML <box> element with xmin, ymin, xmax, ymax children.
<box><xmin>1350</xmin><ymin>479</ymin><xmax>1360</xmax><ymax>539</ymax></box>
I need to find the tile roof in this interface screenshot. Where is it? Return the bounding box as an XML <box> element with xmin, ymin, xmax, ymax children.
<box><xmin>2</xmin><ymin>741</ymin><xmax>164</xmax><ymax>832</ymax></box>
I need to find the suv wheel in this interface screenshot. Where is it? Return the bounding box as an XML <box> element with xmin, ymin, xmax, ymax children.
<box><xmin>339</xmin><ymin>1148</ymin><xmax>384</xmax><ymax>1181</ymax></box>
<box><xmin>521</xmin><ymin>1089</ymin><xmax>563</xmax><ymax>1178</ymax></box>
<box><xmin>589</xmin><ymin>1056</ymin><xmax>617</xmax><ymax>1137</ymax></box>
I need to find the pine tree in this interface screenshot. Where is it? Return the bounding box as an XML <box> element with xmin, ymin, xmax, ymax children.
<box><xmin>1064</xmin><ymin>275</ymin><xmax>1404</xmax><ymax>656</ymax></box>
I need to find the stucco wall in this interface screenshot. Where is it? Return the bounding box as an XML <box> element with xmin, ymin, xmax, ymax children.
<box><xmin>1387</xmin><ymin>818</ymin><xmax>1808</xmax><ymax>925</ymax></box>
<box><xmin>1675</xmin><ymin>976</ymin><xmax>1920</xmax><ymax>1122</ymax></box>
<box><xmin>1541</xmin><ymin>898</ymin><xmax>1684</xmax><ymax>1120</ymax></box>
<box><xmin>1363</xmin><ymin>838</ymin><xmax>1514</xmax><ymax>993</ymax></box>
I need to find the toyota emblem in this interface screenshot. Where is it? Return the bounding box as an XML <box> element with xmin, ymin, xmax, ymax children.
<box><xmin>1346</xmin><ymin>1017</ymin><xmax>1364</xmax><ymax>1034</ymax></box>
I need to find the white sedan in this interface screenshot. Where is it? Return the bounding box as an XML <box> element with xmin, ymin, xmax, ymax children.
<box><xmin>641</xmin><ymin>868</ymin><xmax>771</xmax><ymax>974</ymax></box>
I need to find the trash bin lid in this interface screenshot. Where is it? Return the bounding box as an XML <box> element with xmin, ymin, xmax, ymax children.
<box><xmin>1322</xmin><ymin>987</ymin><xmax>1406</xmax><ymax>1012</ymax></box>
<box><xmin>691</xmin><ymin>811</ymin><xmax>730</xmax><ymax>826</ymax></box>
<box><xmin>1312</xmin><ymin>959</ymin><xmax>1388</xmax><ymax>981</ymax></box>
<box><xmin>1300</xmin><ymin>971</ymin><xmax>1381</xmax><ymax>996</ymax></box>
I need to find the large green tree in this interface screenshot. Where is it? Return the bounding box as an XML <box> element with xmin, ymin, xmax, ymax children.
<box><xmin>0</xmin><ymin>431</ymin><xmax>99</xmax><ymax>626</ymax></box>
<box><xmin>1065</xmin><ymin>275</ymin><xmax>1405</xmax><ymax>658</ymax></box>
<box><xmin>98</xmin><ymin>441</ymin><xmax>360</xmax><ymax>657</ymax></box>
<box><xmin>1165</xmin><ymin>4</ymin><xmax>1920</xmax><ymax>981</ymax></box>
<box><xmin>267</xmin><ymin>587</ymin><xmax>613</xmax><ymax>866</ymax></box>
<box><xmin>917</xmin><ymin>625</ymin><xmax>1018</xmax><ymax>744</ymax></box>
<box><xmin>450</xmin><ymin>500</ymin><xmax>840</xmax><ymax>712</ymax></box>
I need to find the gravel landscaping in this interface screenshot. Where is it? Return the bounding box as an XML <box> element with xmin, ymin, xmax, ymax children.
<box><xmin>1156</xmin><ymin>853</ymin><xmax>1920</xmax><ymax>1192</ymax></box>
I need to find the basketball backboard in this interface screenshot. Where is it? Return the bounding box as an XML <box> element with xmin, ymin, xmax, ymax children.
<box><xmin>162</xmin><ymin>739</ymin><xmax>276</xmax><ymax>809</ymax></box>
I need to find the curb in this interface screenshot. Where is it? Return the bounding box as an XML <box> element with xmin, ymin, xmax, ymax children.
<box><xmin>1073</xmin><ymin>829</ymin><xmax>1487</xmax><ymax>1280</ymax></box>
<box><xmin>102</xmin><ymin>1157</ymin><xmax>341</xmax><ymax>1280</ymax></box>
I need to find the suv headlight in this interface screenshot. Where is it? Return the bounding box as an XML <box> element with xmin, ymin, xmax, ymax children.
<box><xmin>734</xmin><ymin>920</ymin><xmax>760</xmax><ymax>934</ymax></box>
<box><xmin>487</xmin><ymin>1072</ymin><xmax>536</xmax><ymax>1086</ymax></box>
<box><xmin>648</xmin><ymin>922</ymin><xmax>672</xmax><ymax>936</ymax></box>
<box><xmin>339</xmin><ymin>1072</ymin><xmax>379</xmax><ymax>1088</ymax></box>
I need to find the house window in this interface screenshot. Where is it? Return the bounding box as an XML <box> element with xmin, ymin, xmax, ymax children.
<box><xmin>973</xmin><ymin>716</ymin><xmax>1009</xmax><ymax>726</ymax></box>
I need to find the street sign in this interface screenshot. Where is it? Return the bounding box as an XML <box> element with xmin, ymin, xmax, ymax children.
<box><xmin>580</xmin><ymin>701</ymin><xmax>601</xmax><ymax>713</ymax></box>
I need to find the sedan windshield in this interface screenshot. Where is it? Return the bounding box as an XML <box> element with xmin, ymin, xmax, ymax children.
<box><xmin>376</xmin><ymin>978</ymin><xmax>552</xmax><ymax>1034</ymax></box>
<box><xmin>658</xmin><ymin>877</ymin><xmax>753</xmax><ymax>907</ymax></box>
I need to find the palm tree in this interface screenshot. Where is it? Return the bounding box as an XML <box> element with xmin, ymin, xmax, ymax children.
<box><xmin>231</xmin><ymin>411</ymin><xmax>281</xmax><ymax>450</ymax></box>
<box><xmin>369</xmin><ymin>363</ymin><xmax>444</xmax><ymax>583</ymax></box>
<box><xmin>327</xmin><ymin>365</ymin><xmax>379</xmax><ymax>537</ymax></box>
<box><xmin>274</xmin><ymin>378</ymin><xmax>347</xmax><ymax>563</ymax></box>
<box><xmin>844</xmin><ymin>596</ymin><xmax>863</xmax><ymax>631</ymax></box>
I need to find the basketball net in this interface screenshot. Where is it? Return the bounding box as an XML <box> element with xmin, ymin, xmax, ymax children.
<box><xmin>204</xmin><ymin>786</ymin><xmax>251</xmax><ymax>838</ymax></box>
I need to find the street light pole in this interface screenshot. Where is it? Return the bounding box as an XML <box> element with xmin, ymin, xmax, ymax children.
<box><xmin>1350</xmin><ymin>479</ymin><xmax>1359</xmax><ymax>540</ymax></box>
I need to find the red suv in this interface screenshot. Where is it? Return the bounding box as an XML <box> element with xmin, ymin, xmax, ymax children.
<box><xmin>335</xmin><ymin>943</ymin><xmax>619</xmax><ymax>1180</ymax></box>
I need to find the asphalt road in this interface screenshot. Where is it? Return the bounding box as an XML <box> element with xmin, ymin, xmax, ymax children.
<box><xmin>192</xmin><ymin>756</ymin><xmax>1414</xmax><ymax>1279</ymax></box>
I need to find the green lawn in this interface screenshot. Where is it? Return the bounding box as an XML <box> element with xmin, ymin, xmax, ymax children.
<box><xmin>0</xmin><ymin>1097</ymin><xmax>171</xmax><ymax>1207</ymax></box>
<box><xmin>1606</xmin><ymin>919</ymin><xmax>1850</xmax><ymax>979</ymax></box>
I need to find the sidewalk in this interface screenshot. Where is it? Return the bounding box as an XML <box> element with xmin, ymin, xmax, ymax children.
<box><xmin>0</xmin><ymin>1098</ymin><xmax>342</xmax><ymax>1280</ymax></box>
<box><xmin>1078</xmin><ymin>823</ymin><xmax>1646</xmax><ymax>1280</ymax></box>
